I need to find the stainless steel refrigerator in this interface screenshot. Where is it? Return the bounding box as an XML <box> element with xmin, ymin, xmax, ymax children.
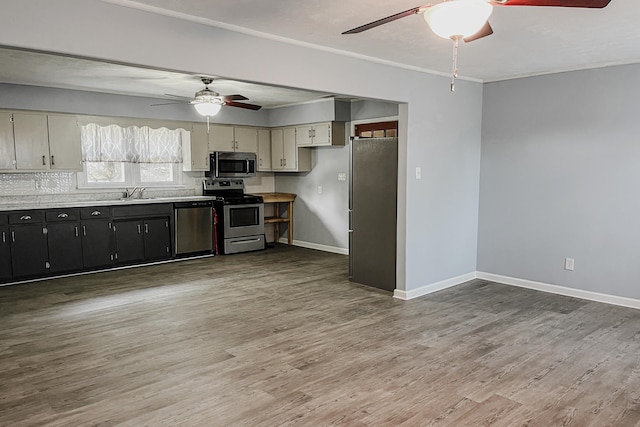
<box><xmin>349</xmin><ymin>137</ymin><xmax>398</xmax><ymax>292</ymax></box>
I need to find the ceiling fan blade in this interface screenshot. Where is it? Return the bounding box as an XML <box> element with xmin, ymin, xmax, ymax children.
<box><xmin>342</xmin><ymin>5</ymin><xmax>429</xmax><ymax>34</ymax></box>
<box><xmin>150</xmin><ymin>101</ymin><xmax>186</xmax><ymax>106</ymax></box>
<box><xmin>496</xmin><ymin>0</ymin><xmax>610</xmax><ymax>7</ymax></box>
<box><xmin>224</xmin><ymin>101</ymin><xmax>262</xmax><ymax>111</ymax></box>
<box><xmin>163</xmin><ymin>93</ymin><xmax>190</xmax><ymax>99</ymax></box>
<box><xmin>222</xmin><ymin>94</ymin><xmax>249</xmax><ymax>101</ymax></box>
<box><xmin>463</xmin><ymin>21</ymin><xmax>494</xmax><ymax>43</ymax></box>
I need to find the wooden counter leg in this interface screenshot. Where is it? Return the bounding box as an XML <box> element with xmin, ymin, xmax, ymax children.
<box><xmin>288</xmin><ymin>201</ymin><xmax>293</xmax><ymax>245</ymax></box>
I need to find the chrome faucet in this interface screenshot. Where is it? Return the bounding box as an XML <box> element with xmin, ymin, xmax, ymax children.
<box><xmin>124</xmin><ymin>186</ymin><xmax>145</xmax><ymax>199</ymax></box>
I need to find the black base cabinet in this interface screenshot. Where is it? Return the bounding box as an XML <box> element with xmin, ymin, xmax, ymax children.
<box><xmin>114</xmin><ymin>220</ymin><xmax>145</xmax><ymax>264</ymax></box>
<box><xmin>0</xmin><ymin>224</ymin><xmax>11</xmax><ymax>281</ymax></box>
<box><xmin>143</xmin><ymin>218</ymin><xmax>171</xmax><ymax>261</ymax></box>
<box><xmin>10</xmin><ymin>223</ymin><xmax>49</xmax><ymax>278</ymax></box>
<box><xmin>81</xmin><ymin>220</ymin><xmax>115</xmax><ymax>269</ymax></box>
<box><xmin>46</xmin><ymin>209</ymin><xmax>83</xmax><ymax>274</ymax></box>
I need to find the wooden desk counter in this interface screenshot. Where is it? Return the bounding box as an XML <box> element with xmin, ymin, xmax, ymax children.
<box><xmin>254</xmin><ymin>192</ymin><xmax>296</xmax><ymax>245</ymax></box>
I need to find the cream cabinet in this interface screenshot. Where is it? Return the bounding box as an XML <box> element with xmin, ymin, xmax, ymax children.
<box><xmin>271</xmin><ymin>127</ymin><xmax>311</xmax><ymax>172</ymax></box>
<box><xmin>208</xmin><ymin>125</ymin><xmax>258</xmax><ymax>153</ymax></box>
<box><xmin>13</xmin><ymin>112</ymin><xmax>50</xmax><ymax>170</ymax></box>
<box><xmin>183</xmin><ymin>124</ymin><xmax>210</xmax><ymax>172</ymax></box>
<box><xmin>295</xmin><ymin>121</ymin><xmax>345</xmax><ymax>147</ymax></box>
<box><xmin>0</xmin><ymin>112</ymin><xmax>16</xmax><ymax>170</ymax></box>
<box><xmin>257</xmin><ymin>128</ymin><xmax>271</xmax><ymax>171</ymax></box>
<box><xmin>47</xmin><ymin>115</ymin><xmax>82</xmax><ymax>171</ymax></box>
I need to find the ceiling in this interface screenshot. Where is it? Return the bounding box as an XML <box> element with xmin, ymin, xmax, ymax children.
<box><xmin>1</xmin><ymin>0</ymin><xmax>638</xmax><ymax>105</ymax></box>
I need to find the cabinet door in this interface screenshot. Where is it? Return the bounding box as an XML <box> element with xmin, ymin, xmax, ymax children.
<box><xmin>312</xmin><ymin>123</ymin><xmax>331</xmax><ymax>145</ymax></box>
<box><xmin>47</xmin><ymin>222</ymin><xmax>83</xmax><ymax>273</ymax></box>
<box><xmin>114</xmin><ymin>220</ymin><xmax>144</xmax><ymax>264</ymax></box>
<box><xmin>143</xmin><ymin>217</ymin><xmax>171</xmax><ymax>261</ymax></box>
<box><xmin>81</xmin><ymin>220</ymin><xmax>114</xmax><ymax>269</ymax></box>
<box><xmin>10</xmin><ymin>224</ymin><xmax>49</xmax><ymax>278</ymax></box>
<box><xmin>183</xmin><ymin>124</ymin><xmax>210</xmax><ymax>172</ymax></box>
<box><xmin>270</xmin><ymin>129</ymin><xmax>284</xmax><ymax>171</ymax></box>
<box><xmin>295</xmin><ymin>125</ymin><xmax>313</xmax><ymax>146</ymax></box>
<box><xmin>13</xmin><ymin>113</ymin><xmax>50</xmax><ymax>170</ymax></box>
<box><xmin>209</xmin><ymin>125</ymin><xmax>235</xmax><ymax>152</ymax></box>
<box><xmin>234</xmin><ymin>127</ymin><xmax>258</xmax><ymax>153</ymax></box>
<box><xmin>282</xmin><ymin>127</ymin><xmax>297</xmax><ymax>171</ymax></box>
<box><xmin>0</xmin><ymin>226</ymin><xmax>12</xmax><ymax>281</ymax></box>
<box><xmin>47</xmin><ymin>115</ymin><xmax>82</xmax><ymax>171</ymax></box>
<box><xmin>257</xmin><ymin>128</ymin><xmax>271</xmax><ymax>171</ymax></box>
<box><xmin>0</xmin><ymin>112</ymin><xmax>16</xmax><ymax>170</ymax></box>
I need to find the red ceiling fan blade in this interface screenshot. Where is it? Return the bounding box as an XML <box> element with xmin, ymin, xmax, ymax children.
<box><xmin>495</xmin><ymin>0</ymin><xmax>610</xmax><ymax>7</ymax></box>
<box><xmin>342</xmin><ymin>5</ymin><xmax>429</xmax><ymax>34</ymax></box>
<box><xmin>224</xmin><ymin>101</ymin><xmax>262</xmax><ymax>111</ymax></box>
<box><xmin>222</xmin><ymin>94</ymin><xmax>249</xmax><ymax>101</ymax></box>
<box><xmin>463</xmin><ymin>21</ymin><xmax>494</xmax><ymax>43</ymax></box>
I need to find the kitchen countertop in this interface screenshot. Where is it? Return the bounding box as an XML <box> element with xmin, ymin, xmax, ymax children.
<box><xmin>0</xmin><ymin>196</ymin><xmax>216</xmax><ymax>212</ymax></box>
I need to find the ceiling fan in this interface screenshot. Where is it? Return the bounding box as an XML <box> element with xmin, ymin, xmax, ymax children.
<box><xmin>153</xmin><ymin>77</ymin><xmax>262</xmax><ymax>127</ymax></box>
<box><xmin>343</xmin><ymin>0</ymin><xmax>612</xmax><ymax>91</ymax></box>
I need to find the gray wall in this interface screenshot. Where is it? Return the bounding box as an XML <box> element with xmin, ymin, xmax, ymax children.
<box><xmin>0</xmin><ymin>82</ymin><xmax>270</xmax><ymax>126</ymax></box>
<box><xmin>1</xmin><ymin>0</ymin><xmax>484</xmax><ymax>293</ymax></box>
<box><xmin>268</xmin><ymin>98</ymin><xmax>337</xmax><ymax>128</ymax></box>
<box><xmin>351</xmin><ymin>100</ymin><xmax>399</xmax><ymax>121</ymax></box>
<box><xmin>478</xmin><ymin>64</ymin><xmax>640</xmax><ymax>299</ymax></box>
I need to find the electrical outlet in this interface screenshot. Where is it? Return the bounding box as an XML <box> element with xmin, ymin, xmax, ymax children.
<box><xmin>415</xmin><ymin>167</ymin><xmax>422</xmax><ymax>180</ymax></box>
<box><xmin>338</xmin><ymin>173</ymin><xmax>347</xmax><ymax>182</ymax></box>
<box><xmin>564</xmin><ymin>258</ymin><xmax>575</xmax><ymax>271</ymax></box>
<box><xmin>317</xmin><ymin>186</ymin><xmax>323</xmax><ymax>194</ymax></box>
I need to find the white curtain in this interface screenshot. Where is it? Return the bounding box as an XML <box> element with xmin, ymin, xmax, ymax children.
<box><xmin>82</xmin><ymin>123</ymin><xmax>184</xmax><ymax>163</ymax></box>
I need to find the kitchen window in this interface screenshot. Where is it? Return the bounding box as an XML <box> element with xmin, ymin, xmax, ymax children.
<box><xmin>78</xmin><ymin>123</ymin><xmax>186</xmax><ymax>188</ymax></box>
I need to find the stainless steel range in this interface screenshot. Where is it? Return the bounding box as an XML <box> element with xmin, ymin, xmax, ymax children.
<box><xmin>203</xmin><ymin>178</ymin><xmax>265</xmax><ymax>255</ymax></box>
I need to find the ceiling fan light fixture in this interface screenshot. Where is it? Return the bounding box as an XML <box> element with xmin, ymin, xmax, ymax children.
<box><xmin>193</xmin><ymin>101</ymin><xmax>222</xmax><ymax>117</ymax></box>
<box><xmin>424</xmin><ymin>0</ymin><xmax>493</xmax><ymax>40</ymax></box>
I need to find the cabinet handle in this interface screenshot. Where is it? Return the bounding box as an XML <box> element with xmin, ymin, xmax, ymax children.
<box><xmin>20</xmin><ymin>215</ymin><xmax>32</xmax><ymax>221</ymax></box>
<box><xmin>82</xmin><ymin>225</ymin><xmax>87</xmax><ymax>236</ymax></box>
<box><xmin>75</xmin><ymin>226</ymin><xmax>79</xmax><ymax>237</ymax></box>
<box><xmin>90</xmin><ymin>211</ymin><xmax>102</xmax><ymax>216</ymax></box>
<box><xmin>145</xmin><ymin>223</ymin><xmax>149</xmax><ymax>234</ymax></box>
<box><xmin>1</xmin><ymin>231</ymin><xmax>5</xmax><ymax>243</ymax></box>
<box><xmin>259</xmin><ymin>159</ymin><xmax>262</xmax><ymax>167</ymax></box>
<box><xmin>11</xmin><ymin>231</ymin><xmax>15</xmax><ymax>243</ymax></box>
<box><xmin>283</xmin><ymin>159</ymin><xmax>287</xmax><ymax>167</ymax></box>
<box><xmin>137</xmin><ymin>224</ymin><xmax>141</xmax><ymax>234</ymax></box>
<box><xmin>308</xmin><ymin>129</ymin><xmax>312</xmax><ymax>138</ymax></box>
<box><xmin>57</xmin><ymin>213</ymin><xmax>69</xmax><ymax>218</ymax></box>
<box><xmin>42</xmin><ymin>155</ymin><xmax>46</xmax><ymax>166</ymax></box>
<box><xmin>51</xmin><ymin>155</ymin><xmax>55</xmax><ymax>166</ymax></box>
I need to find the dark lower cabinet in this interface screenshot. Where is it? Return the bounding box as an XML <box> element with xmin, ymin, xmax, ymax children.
<box><xmin>81</xmin><ymin>220</ymin><xmax>115</xmax><ymax>269</ymax></box>
<box><xmin>0</xmin><ymin>226</ymin><xmax>11</xmax><ymax>281</ymax></box>
<box><xmin>144</xmin><ymin>218</ymin><xmax>171</xmax><ymax>261</ymax></box>
<box><xmin>114</xmin><ymin>220</ymin><xmax>145</xmax><ymax>264</ymax></box>
<box><xmin>47</xmin><ymin>222</ymin><xmax>83</xmax><ymax>274</ymax></box>
<box><xmin>10</xmin><ymin>224</ymin><xmax>49</xmax><ymax>278</ymax></box>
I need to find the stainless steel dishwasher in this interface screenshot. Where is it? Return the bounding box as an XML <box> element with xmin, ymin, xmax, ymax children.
<box><xmin>174</xmin><ymin>201</ymin><xmax>214</xmax><ymax>255</ymax></box>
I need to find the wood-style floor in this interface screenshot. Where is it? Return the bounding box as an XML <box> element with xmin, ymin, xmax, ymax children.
<box><xmin>2</xmin><ymin>245</ymin><xmax>640</xmax><ymax>426</ymax></box>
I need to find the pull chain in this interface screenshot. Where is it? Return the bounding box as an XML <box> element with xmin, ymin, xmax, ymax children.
<box><xmin>450</xmin><ymin>36</ymin><xmax>460</xmax><ymax>92</ymax></box>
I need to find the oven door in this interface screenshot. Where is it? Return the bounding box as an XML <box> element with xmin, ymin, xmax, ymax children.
<box><xmin>223</xmin><ymin>203</ymin><xmax>264</xmax><ymax>238</ymax></box>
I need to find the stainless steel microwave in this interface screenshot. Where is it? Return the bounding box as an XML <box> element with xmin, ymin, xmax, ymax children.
<box><xmin>206</xmin><ymin>151</ymin><xmax>257</xmax><ymax>178</ymax></box>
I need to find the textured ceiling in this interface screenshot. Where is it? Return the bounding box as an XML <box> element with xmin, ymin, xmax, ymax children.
<box><xmin>103</xmin><ymin>0</ymin><xmax>640</xmax><ymax>82</ymax></box>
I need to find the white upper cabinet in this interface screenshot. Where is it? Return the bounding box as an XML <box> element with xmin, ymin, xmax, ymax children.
<box><xmin>182</xmin><ymin>124</ymin><xmax>210</xmax><ymax>172</ymax></box>
<box><xmin>271</xmin><ymin>127</ymin><xmax>310</xmax><ymax>172</ymax></box>
<box><xmin>47</xmin><ymin>114</ymin><xmax>82</xmax><ymax>171</ymax></box>
<box><xmin>209</xmin><ymin>125</ymin><xmax>258</xmax><ymax>153</ymax></box>
<box><xmin>295</xmin><ymin>121</ymin><xmax>345</xmax><ymax>147</ymax></box>
<box><xmin>0</xmin><ymin>112</ymin><xmax>16</xmax><ymax>170</ymax></box>
<box><xmin>257</xmin><ymin>128</ymin><xmax>271</xmax><ymax>171</ymax></box>
<box><xmin>13</xmin><ymin>112</ymin><xmax>50</xmax><ymax>170</ymax></box>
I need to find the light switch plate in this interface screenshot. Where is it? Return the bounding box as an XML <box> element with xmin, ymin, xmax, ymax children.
<box><xmin>338</xmin><ymin>173</ymin><xmax>347</xmax><ymax>181</ymax></box>
<box><xmin>415</xmin><ymin>167</ymin><xmax>422</xmax><ymax>180</ymax></box>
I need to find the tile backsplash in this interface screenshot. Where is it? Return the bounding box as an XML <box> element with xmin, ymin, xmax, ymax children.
<box><xmin>0</xmin><ymin>172</ymin><xmax>74</xmax><ymax>195</ymax></box>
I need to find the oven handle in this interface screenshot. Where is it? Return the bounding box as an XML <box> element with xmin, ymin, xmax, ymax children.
<box><xmin>231</xmin><ymin>238</ymin><xmax>263</xmax><ymax>245</ymax></box>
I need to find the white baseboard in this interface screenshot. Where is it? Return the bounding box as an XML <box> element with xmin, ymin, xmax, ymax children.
<box><xmin>393</xmin><ymin>272</ymin><xmax>476</xmax><ymax>301</ymax></box>
<box><xmin>277</xmin><ymin>238</ymin><xmax>349</xmax><ymax>255</ymax></box>
<box><xmin>476</xmin><ymin>272</ymin><xmax>640</xmax><ymax>310</ymax></box>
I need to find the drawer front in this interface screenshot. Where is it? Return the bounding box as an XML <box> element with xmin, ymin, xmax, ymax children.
<box><xmin>112</xmin><ymin>203</ymin><xmax>172</xmax><ymax>218</ymax></box>
<box><xmin>0</xmin><ymin>213</ymin><xmax>7</xmax><ymax>225</ymax></box>
<box><xmin>45</xmin><ymin>208</ymin><xmax>80</xmax><ymax>222</ymax></box>
<box><xmin>80</xmin><ymin>207</ymin><xmax>111</xmax><ymax>219</ymax></box>
<box><xmin>9</xmin><ymin>211</ymin><xmax>46</xmax><ymax>224</ymax></box>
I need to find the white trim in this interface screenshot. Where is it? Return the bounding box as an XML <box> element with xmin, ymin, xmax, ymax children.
<box><xmin>277</xmin><ymin>238</ymin><xmax>349</xmax><ymax>255</ymax></box>
<box><xmin>99</xmin><ymin>0</ymin><xmax>481</xmax><ymax>83</ymax></box>
<box><xmin>393</xmin><ymin>272</ymin><xmax>476</xmax><ymax>301</ymax></box>
<box><xmin>476</xmin><ymin>272</ymin><xmax>640</xmax><ymax>310</ymax></box>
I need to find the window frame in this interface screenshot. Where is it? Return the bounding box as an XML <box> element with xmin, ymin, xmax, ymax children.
<box><xmin>77</xmin><ymin>162</ymin><xmax>183</xmax><ymax>189</ymax></box>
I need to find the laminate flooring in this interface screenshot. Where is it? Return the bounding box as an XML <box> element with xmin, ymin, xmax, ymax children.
<box><xmin>2</xmin><ymin>245</ymin><xmax>640</xmax><ymax>426</ymax></box>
